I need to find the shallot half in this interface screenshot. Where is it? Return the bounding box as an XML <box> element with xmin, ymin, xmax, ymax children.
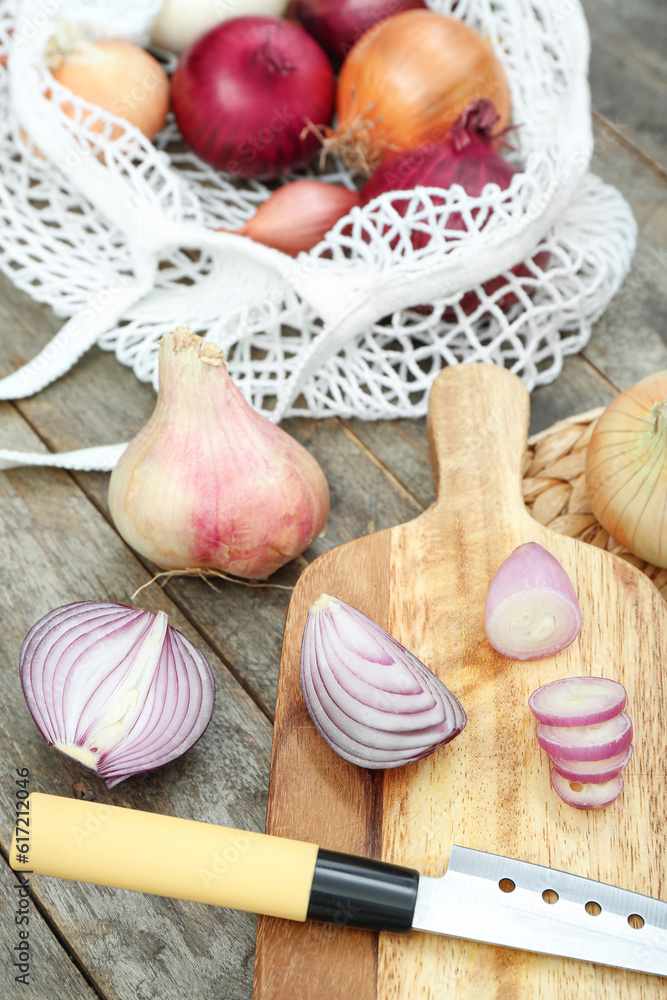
<box><xmin>20</xmin><ymin>602</ymin><xmax>215</xmax><ymax>788</ymax></box>
<box><xmin>108</xmin><ymin>328</ymin><xmax>330</xmax><ymax>579</ymax></box>
<box><xmin>485</xmin><ymin>542</ymin><xmax>582</xmax><ymax>660</ymax></box>
<box><xmin>300</xmin><ymin>594</ymin><xmax>466</xmax><ymax>769</ymax></box>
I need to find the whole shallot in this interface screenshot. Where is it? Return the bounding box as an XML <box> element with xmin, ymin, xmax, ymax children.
<box><xmin>108</xmin><ymin>327</ymin><xmax>330</xmax><ymax>579</ymax></box>
<box><xmin>222</xmin><ymin>179</ymin><xmax>360</xmax><ymax>255</ymax></box>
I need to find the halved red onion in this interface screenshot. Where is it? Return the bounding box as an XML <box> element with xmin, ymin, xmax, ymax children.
<box><xmin>20</xmin><ymin>601</ymin><xmax>215</xmax><ymax>788</ymax></box>
<box><xmin>550</xmin><ymin>769</ymin><xmax>624</xmax><ymax>810</ymax></box>
<box><xmin>528</xmin><ymin>676</ymin><xmax>626</xmax><ymax>727</ymax></box>
<box><xmin>549</xmin><ymin>745</ymin><xmax>633</xmax><ymax>784</ymax></box>
<box><xmin>300</xmin><ymin>594</ymin><xmax>466</xmax><ymax>769</ymax></box>
<box><xmin>485</xmin><ymin>542</ymin><xmax>582</xmax><ymax>660</ymax></box>
<box><xmin>536</xmin><ymin>712</ymin><xmax>633</xmax><ymax>762</ymax></box>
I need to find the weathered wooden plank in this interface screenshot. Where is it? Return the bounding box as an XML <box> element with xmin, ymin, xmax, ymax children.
<box><xmin>0</xmin><ymin>401</ymin><xmax>274</xmax><ymax>999</ymax></box>
<box><xmin>581</xmin><ymin>119</ymin><xmax>667</xmax><ymax>388</ymax></box>
<box><xmin>584</xmin><ymin>0</ymin><xmax>667</xmax><ymax>172</ymax></box>
<box><xmin>0</xmin><ymin>273</ymin><xmax>423</xmax><ymax>716</ymax></box>
<box><xmin>0</xmin><ymin>857</ymin><xmax>100</xmax><ymax>999</ymax></box>
<box><xmin>344</xmin><ymin>356</ymin><xmax>617</xmax><ymax>512</ymax></box>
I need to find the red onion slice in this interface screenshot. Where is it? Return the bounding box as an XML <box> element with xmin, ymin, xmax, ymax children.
<box><xmin>20</xmin><ymin>601</ymin><xmax>215</xmax><ymax>788</ymax></box>
<box><xmin>528</xmin><ymin>676</ymin><xmax>626</xmax><ymax>727</ymax></box>
<box><xmin>549</xmin><ymin>745</ymin><xmax>633</xmax><ymax>784</ymax></box>
<box><xmin>536</xmin><ymin>712</ymin><xmax>633</xmax><ymax>762</ymax></box>
<box><xmin>485</xmin><ymin>542</ymin><xmax>582</xmax><ymax>660</ymax></box>
<box><xmin>550</xmin><ymin>769</ymin><xmax>624</xmax><ymax>810</ymax></box>
<box><xmin>300</xmin><ymin>594</ymin><xmax>466</xmax><ymax>769</ymax></box>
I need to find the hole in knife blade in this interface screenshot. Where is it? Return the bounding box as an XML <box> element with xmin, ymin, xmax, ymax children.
<box><xmin>542</xmin><ymin>889</ymin><xmax>559</xmax><ymax>904</ymax></box>
<box><xmin>585</xmin><ymin>901</ymin><xmax>601</xmax><ymax>916</ymax></box>
<box><xmin>498</xmin><ymin>878</ymin><xmax>515</xmax><ymax>893</ymax></box>
<box><xmin>628</xmin><ymin>913</ymin><xmax>645</xmax><ymax>929</ymax></box>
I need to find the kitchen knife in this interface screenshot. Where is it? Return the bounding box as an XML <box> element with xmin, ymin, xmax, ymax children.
<box><xmin>10</xmin><ymin>793</ymin><xmax>667</xmax><ymax>976</ymax></box>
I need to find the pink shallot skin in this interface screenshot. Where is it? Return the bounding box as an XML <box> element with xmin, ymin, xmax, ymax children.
<box><xmin>108</xmin><ymin>329</ymin><xmax>330</xmax><ymax>579</ymax></box>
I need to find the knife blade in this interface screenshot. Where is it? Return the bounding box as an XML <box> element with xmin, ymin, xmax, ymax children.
<box><xmin>11</xmin><ymin>793</ymin><xmax>667</xmax><ymax>976</ymax></box>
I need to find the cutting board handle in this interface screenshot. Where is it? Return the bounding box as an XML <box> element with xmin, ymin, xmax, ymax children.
<box><xmin>426</xmin><ymin>363</ymin><xmax>531</xmax><ymax>528</ymax></box>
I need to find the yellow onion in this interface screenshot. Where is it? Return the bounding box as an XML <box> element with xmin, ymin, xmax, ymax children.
<box><xmin>46</xmin><ymin>25</ymin><xmax>170</xmax><ymax>141</ymax></box>
<box><xmin>108</xmin><ymin>327</ymin><xmax>330</xmax><ymax>579</ymax></box>
<box><xmin>586</xmin><ymin>370</ymin><xmax>667</xmax><ymax>567</ymax></box>
<box><xmin>323</xmin><ymin>9</ymin><xmax>511</xmax><ymax>174</ymax></box>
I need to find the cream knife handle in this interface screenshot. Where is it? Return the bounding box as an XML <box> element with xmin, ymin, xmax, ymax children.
<box><xmin>11</xmin><ymin>793</ymin><xmax>318</xmax><ymax>921</ymax></box>
<box><xmin>10</xmin><ymin>793</ymin><xmax>420</xmax><ymax>930</ymax></box>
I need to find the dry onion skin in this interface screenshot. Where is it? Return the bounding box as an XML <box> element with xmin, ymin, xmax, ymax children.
<box><xmin>327</xmin><ymin>9</ymin><xmax>511</xmax><ymax>173</ymax></box>
<box><xmin>586</xmin><ymin>369</ymin><xmax>667</xmax><ymax>568</ymax></box>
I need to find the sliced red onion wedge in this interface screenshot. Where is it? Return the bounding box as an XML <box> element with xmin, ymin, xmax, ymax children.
<box><xmin>550</xmin><ymin>769</ymin><xmax>624</xmax><ymax>809</ymax></box>
<box><xmin>20</xmin><ymin>601</ymin><xmax>215</xmax><ymax>788</ymax></box>
<box><xmin>528</xmin><ymin>675</ymin><xmax>626</xmax><ymax>727</ymax></box>
<box><xmin>536</xmin><ymin>711</ymin><xmax>633</xmax><ymax>762</ymax></box>
<box><xmin>300</xmin><ymin>594</ymin><xmax>466</xmax><ymax>769</ymax></box>
<box><xmin>484</xmin><ymin>542</ymin><xmax>582</xmax><ymax>660</ymax></box>
<box><xmin>549</xmin><ymin>745</ymin><xmax>633</xmax><ymax>784</ymax></box>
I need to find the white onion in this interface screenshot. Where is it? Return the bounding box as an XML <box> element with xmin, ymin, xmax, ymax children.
<box><xmin>300</xmin><ymin>594</ymin><xmax>466</xmax><ymax>769</ymax></box>
<box><xmin>20</xmin><ymin>602</ymin><xmax>215</xmax><ymax>788</ymax></box>
<box><xmin>484</xmin><ymin>542</ymin><xmax>582</xmax><ymax>660</ymax></box>
<box><xmin>151</xmin><ymin>0</ymin><xmax>289</xmax><ymax>53</ymax></box>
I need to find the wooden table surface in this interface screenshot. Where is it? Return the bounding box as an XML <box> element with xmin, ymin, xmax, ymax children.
<box><xmin>0</xmin><ymin>2</ymin><xmax>665</xmax><ymax>997</ymax></box>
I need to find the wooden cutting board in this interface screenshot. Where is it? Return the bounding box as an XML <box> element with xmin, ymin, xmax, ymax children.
<box><xmin>253</xmin><ymin>363</ymin><xmax>667</xmax><ymax>1000</ymax></box>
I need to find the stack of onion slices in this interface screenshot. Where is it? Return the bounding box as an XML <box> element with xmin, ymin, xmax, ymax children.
<box><xmin>529</xmin><ymin>676</ymin><xmax>632</xmax><ymax>809</ymax></box>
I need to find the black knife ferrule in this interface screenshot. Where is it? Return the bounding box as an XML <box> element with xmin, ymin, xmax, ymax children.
<box><xmin>306</xmin><ymin>848</ymin><xmax>419</xmax><ymax>932</ymax></box>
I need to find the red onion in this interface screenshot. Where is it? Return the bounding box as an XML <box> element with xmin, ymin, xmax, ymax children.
<box><xmin>550</xmin><ymin>769</ymin><xmax>624</xmax><ymax>810</ymax></box>
<box><xmin>536</xmin><ymin>712</ymin><xmax>633</xmax><ymax>763</ymax></box>
<box><xmin>300</xmin><ymin>594</ymin><xmax>466</xmax><ymax>769</ymax></box>
<box><xmin>484</xmin><ymin>542</ymin><xmax>582</xmax><ymax>660</ymax></box>
<box><xmin>549</xmin><ymin>745</ymin><xmax>633</xmax><ymax>784</ymax></box>
<box><xmin>528</xmin><ymin>676</ymin><xmax>626</xmax><ymax>728</ymax></box>
<box><xmin>287</xmin><ymin>0</ymin><xmax>426</xmax><ymax>69</ymax></box>
<box><xmin>171</xmin><ymin>17</ymin><xmax>335</xmax><ymax>179</ymax></box>
<box><xmin>360</xmin><ymin>100</ymin><xmax>550</xmax><ymax>315</ymax></box>
<box><xmin>20</xmin><ymin>602</ymin><xmax>215</xmax><ymax>788</ymax></box>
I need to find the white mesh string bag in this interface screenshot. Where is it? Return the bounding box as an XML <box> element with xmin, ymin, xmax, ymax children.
<box><xmin>0</xmin><ymin>0</ymin><xmax>636</xmax><ymax>472</ymax></box>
